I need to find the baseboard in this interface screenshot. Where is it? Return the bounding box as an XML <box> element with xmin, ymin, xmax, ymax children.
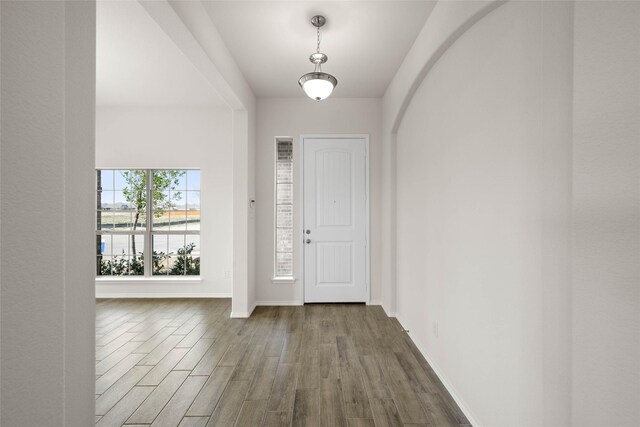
<box><xmin>395</xmin><ymin>313</ymin><xmax>482</xmax><ymax>427</ymax></box>
<box><xmin>96</xmin><ymin>292</ymin><xmax>232</xmax><ymax>299</ymax></box>
<box><xmin>230</xmin><ymin>302</ymin><xmax>257</xmax><ymax>318</ymax></box>
<box><xmin>255</xmin><ymin>300</ymin><xmax>302</xmax><ymax>306</ymax></box>
<box><xmin>380</xmin><ymin>301</ymin><xmax>396</xmax><ymax>317</ymax></box>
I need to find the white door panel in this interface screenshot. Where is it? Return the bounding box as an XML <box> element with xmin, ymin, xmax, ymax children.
<box><xmin>303</xmin><ymin>137</ymin><xmax>367</xmax><ymax>303</ymax></box>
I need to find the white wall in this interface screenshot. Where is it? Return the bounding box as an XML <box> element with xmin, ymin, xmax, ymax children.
<box><xmin>572</xmin><ymin>2</ymin><xmax>640</xmax><ymax>426</ymax></box>
<box><xmin>1</xmin><ymin>1</ymin><xmax>96</xmax><ymax>425</ymax></box>
<box><xmin>95</xmin><ymin>106</ymin><xmax>233</xmax><ymax>297</ymax></box>
<box><xmin>255</xmin><ymin>98</ymin><xmax>382</xmax><ymax>305</ymax></box>
<box><xmin>380</xmin><ymin>0</ymin><xmax>503</xmax><ymax>315</ymax></box>
<box><xmin>140</xmin><ymin>1</ymin><xmax>257</xmax><ymax>316</ymax></box>
<box><xmin>394</xmin><ymin>2</ymin><xmax>573</xmax><ymax>426</ymax></box>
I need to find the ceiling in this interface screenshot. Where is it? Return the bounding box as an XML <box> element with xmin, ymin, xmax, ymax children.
<box><xmin>202</xmin><ymin>1</ymin><xmax>436</xmax><ymax>98</ymax></box>
<box><xmin>96</xmin><ymin>1</ymin><xmax>226</xmax><ymax>108</ymax></box>
<box><xmin>97</xmin><ymin>1</ymin><xmax>435</xmax><ymax>104</ymax></box>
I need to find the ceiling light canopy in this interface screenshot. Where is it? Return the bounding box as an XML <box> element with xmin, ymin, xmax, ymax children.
<box><xmin>298</xmin><ymin>15</ymin><xmax>337</xmax><ymax>101</ymax></box>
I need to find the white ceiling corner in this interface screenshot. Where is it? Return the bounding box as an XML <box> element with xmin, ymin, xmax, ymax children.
<box><xmin>96</xmin><ymin>0</ymin><xmax>226</xmax><ymax>108</ymax></box>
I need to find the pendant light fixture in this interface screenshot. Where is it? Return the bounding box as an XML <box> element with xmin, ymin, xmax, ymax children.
<box><xmin>298</xmin><ymin>15</ymin><xmax>337</xmax><ymax>101</ymax></box>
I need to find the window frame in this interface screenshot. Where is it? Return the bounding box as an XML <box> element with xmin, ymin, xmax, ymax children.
<box><xmin>272</xmin><ymin>137</ymin><xmax>296</xmax><ymax>283</ymax></box>
<box><xmin>95</xmin><ymin>168</ymin><xmax>201</xmax><ymax>278</ymax></box>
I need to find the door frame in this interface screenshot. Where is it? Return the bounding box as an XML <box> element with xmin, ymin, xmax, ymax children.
<box><xmin>299</xmin><ymin>134</ymin><xmax>371</xmax><ymax>305</ymax></box>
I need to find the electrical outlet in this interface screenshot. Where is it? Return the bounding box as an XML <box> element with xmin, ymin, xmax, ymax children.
<box><xmin>433</xmin><ymin>322</ymin><xmax>439</xmax><ymax>337</ymax></box>
<box><xmin>224</xmin><ymin>270</ymin><xmax>231</xmax><ymax>279</ymax></box>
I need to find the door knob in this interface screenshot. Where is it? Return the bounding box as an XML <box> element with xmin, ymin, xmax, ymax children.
<box><xmin>305</xmin><ymin>239</ymin><xmax>311</xmax><ymax>244</ymax></box>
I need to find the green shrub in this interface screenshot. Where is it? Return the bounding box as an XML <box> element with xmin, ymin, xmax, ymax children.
<box><xmin>99</xmin><ymin>243</ymin><xmax>199</xmax><ymax>276</ymax></box>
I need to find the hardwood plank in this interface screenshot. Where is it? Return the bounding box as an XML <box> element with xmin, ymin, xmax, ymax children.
<box><xmin>292</xmin><ymin>389</ymin><xmax>319</xmax><ymax>427</ymax></box>
<box><xmin>376</xmin><ymin>352</ymin><xmax>427</xmax><ymax>425</ymax></box>
<box><xmin>132</xmin><ymin>327</ymin><xmax>178</xmax><ymax>354</ymax></box>
<box><xmin>206</xmin><ymin>380</ymin><xmax>250</xmax><ymax>427</ymax></box>
<box><xmin>186</xmin><ymin>365</ymin><xmax>235</xmax><ymax>416</ymax></box>
<box><xmin>345</xmin><ymin>419</ymin><xmax>375</xmax><ymax>427</ymax></box>
<box><xmin>264</xmin><ymin>330</ymin><xmax>285</xmax><ymax>357</ymax></box>
<box><xmin>173</xmin><ymin>314</ymin><xmax>206</xmax><ymax>335</ymax></box>
<box><xmin>339</xmin><ymin>367</ymin><xmax>372</xmax><ymax>419</ymax></box>
<box><xmin>95</xmin><ymin>365</ymin><xmax>152</xmax><ymax>415</ymax></box>
<box><xmin>131</xmin><ymin>318</ymin><xmax>172</xmax><ymax>341</ymax></box>
<box><xmin>167</xmin><ymin>308</ymin><xmax>202</xmax><ymax>328</ymax></box>
<box><xmin>96</xmin><ymin>313</ymin><xmax>136</xmax><ymax>335</ymax></box>
<box><xmin>150</xmin><ymin>376</ymin><xmax>208</xmax><ymax>427</ymax></box>
<box><xmin>297</xmin><ymin>354</ymin><xmax>320</xmax><ymax>389</ymax></box>
<box><xmin>318</xmin><ymin>319</ymin><xmax>335</xmax><ymax>345</ymax></box>
<box><xmin>95</xmin><ymin>353</ymin><xmax>145</xmax><ymax>394</ymax></box>
<box><xmin>299</xmin><ymin>321</ymin><xmax>319</xmax><ymax>361</ymax></box>
<box><xmin>262</xmin><ymin>411</ymin><xmax>291</xmax><ymax>427</ymax></box>
<box><xmin>359</xmin><ymin>355</ymin><xmax>391</xmax><ymax>399</ymax></box>
<box><xmin>96</xmin><ymin>321</ymin><xmax>139</xmax><ymax>346</ymax></box>
<box><xmin>319</xmin><ymin>343</ymin><xmax>338</xmax><ymax>380</ymax></box>
<box><xmin>177</xmin><ymin>322</ymin><xmax>211</xmax><ymax>348</ymax></box>
<box><xmin>280</xmin><ymin>332</ymin><xmax>302</xmax><ymax>364</ymax></box>
<box><xmin>95</xmin><ymin>332</ymin><xmax>138</xmax><ymax>361</ymax></box>
<box><xmin>336</xmin><ymin>336</ymin><xmax>359</xmax><ymax>368</ymax></box>
<box><xmin>126</xmin><ymin>370</ymin><xmax>190</xmax><ymax>424</ymax></box>
<box><xmin>232</xmin><ymin>344</ymin><xmax>266</xmax><ymax>381</ymax></box>
<box><xmin>203</xmin><ymin>317</ymin><xmax>244</xmax><ymax>340</ymax></box>
<box><xmin>95</xmin><ymin>340</ymin><xmax>141</xmax><ymax>375</ymax></box>
<box><xmin>422</xmin><ymin>374</ymin><xmax>470</xmax><ymax>425</ymax></box>
<box><xmin>192</xmin><ymin>340</ymin><xmax>233</xmax><ymax>376</ymax></box>
<box><xmin>394</xmin><ymin>352</ymin><xmax>437</xmax><ymax>394</ymax></box>
<box><xmin>319</xmin><ymin>378</ymin><xmax>347</xmax><ymax>427</ymax></box>
<box><xmin>219</xmin><ymin>333</ymin><xmax>254</xmax><ymax>367</ymax></box>
<box><xmin>174</xmin><ymin>338</ymin><xmax>215</xmax><ymax>371</ymax></box>
<box><xmin>139</xmin><ymin>334</ymin><xmax>184</xmax><ymax>365</ymax></box>
<box><xmin>369</xmin><ymin>398</ymin><xmax>403</xmax><ymax>427</ymax></box>
<box><xmin>267</xmin><ymin>363</ymin><xmax>298</xmax><ymax>412</ymax></box>
<box><xmin>138</xmin><ymin>348</ymin><xmax>190</xmax><ymax>386</ymax></box>
<box><xmin>246</xmin><ymin>356</ymin><xmax>279</xmax><ymax>401</ymax></box>
<box><xmin>179</xmin><ymin>417</ymin><xmax>210</xmax><ymax>427</ymax></box>
<box><xmin>416</xmin><ymin>392</ymin><xmax>462</xmax><ymax>427</ymax></box>
<box><xmin>234</xmin><ymin>399</ymin><xmax>268</xmax><ymax>427</ymax></box>
<box><xmin>96</xmin><ymin>309</ymin><xmax>132</xmax><ymax>330</ymax></box>
<box><xmin>95</xmin><ymin>386</ymin><xmax>154</xmax><ymax>427</ymax></box>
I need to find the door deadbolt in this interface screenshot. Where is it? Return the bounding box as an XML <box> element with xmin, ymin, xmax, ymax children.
<box><xmin>305</xmin><ymin>229</ymin><xmax>311</xmax><ymax>234</ymax></box>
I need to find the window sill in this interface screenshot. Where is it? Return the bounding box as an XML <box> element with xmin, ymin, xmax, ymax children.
<box><xmin>96</xmin><ymin>277</ymin><xmax>203</xmax><ymax>285</ymax></box>
<box><xmin>272</xmin><ymin>277</ymin><xmax>296</xmax><ymax>284</ymax></box>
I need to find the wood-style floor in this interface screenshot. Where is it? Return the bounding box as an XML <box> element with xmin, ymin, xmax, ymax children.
<box><xmin>95</xmin><ymin>299</ymin><xmax>470</xmax><ymax>427</ymax></box>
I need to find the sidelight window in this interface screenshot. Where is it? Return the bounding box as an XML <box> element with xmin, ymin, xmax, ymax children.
<box><xmin>274</xmin><ymin>139</ymin><xmax>294</xmax><ymax>279</ymax></box>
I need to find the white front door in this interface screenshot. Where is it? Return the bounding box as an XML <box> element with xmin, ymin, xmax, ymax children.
<box><xmin>303</xmin><ymin>136</ymin><xmax>368</xmax><ymax>303</ymax></box>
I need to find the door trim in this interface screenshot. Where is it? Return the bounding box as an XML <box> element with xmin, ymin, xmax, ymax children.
<box><xmin>299</xmin><ymin>134</ymin><xmax>370</xmax><ymax>305</ymax></box>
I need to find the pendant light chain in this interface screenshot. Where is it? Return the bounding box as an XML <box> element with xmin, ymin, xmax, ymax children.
<box><xmin>315</xmin><ymin>24</ymin><xmax>322</xmax><ymax>72</ymax></box>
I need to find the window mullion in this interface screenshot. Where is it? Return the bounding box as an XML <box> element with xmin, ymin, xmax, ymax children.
<box><xmin>144</xmin><ymin>169</ymin><xmax>153</xmax><ymax>277</ymax></box>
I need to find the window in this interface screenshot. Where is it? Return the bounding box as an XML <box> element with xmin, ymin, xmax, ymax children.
<box><xmin>96</xmin><ymin>169</ymin><xmax>200</xmax><ymax>277</ymax></box>
<box><xmin>274</xmin><ymin>139</ymin><xmax>294</xmax><ymax>279</ymax></box>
